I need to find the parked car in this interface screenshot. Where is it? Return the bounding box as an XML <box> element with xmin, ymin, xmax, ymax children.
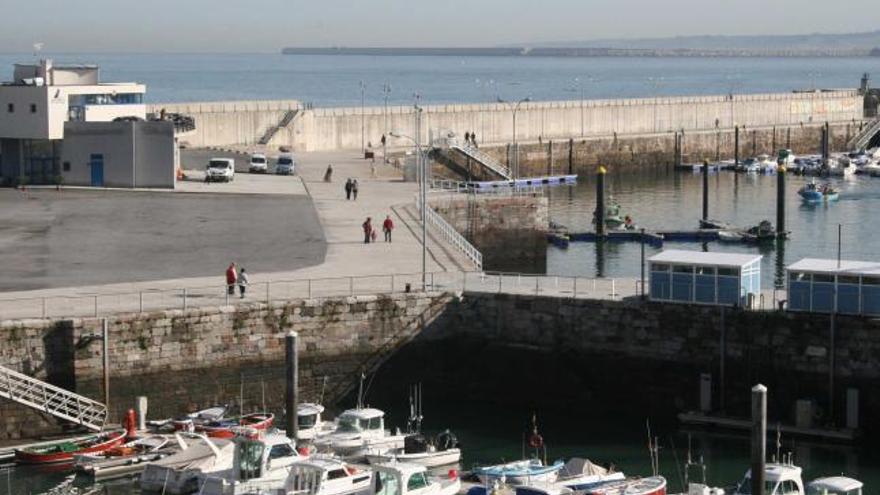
<box><xmin>276</xmin><ymin>153</ymin><xmax>296</xmax><ymax>175</ymax></box>
<box><xmin>249</xmin><ymin>153</ymin><xmax>268</xmax><ymax>173</ymax></box>
<box><xmin>205</xmin><ymin>158</ymin><xmax>235</xmax><ymax>182</ymax></box>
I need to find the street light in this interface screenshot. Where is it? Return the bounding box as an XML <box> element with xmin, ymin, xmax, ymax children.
<box><xmin>390</xmin><ymin>107</ymin><xmax>427</xmax><ymax>289</ymax></box>
<box><xmin>359</xmin><ymin>80</ymin><xmax>366</xmax><ymax>154</ymax></box>
<box><xmin>497</xmin><ymin>96</ymin><xmax>531</xmax><ymax>178</ymax></box>
<box><xmin>382</xmin><ymin>83</ymin><xmax>392</xmax><ymax>163</ymax></box>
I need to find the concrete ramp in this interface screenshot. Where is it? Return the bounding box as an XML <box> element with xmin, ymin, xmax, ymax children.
<box><xmin>259</xmin><ymin>109</ymin><xmax>300</xmax><ymax>145</ymax></box>
<box><xmin>0</xmin><ymin>365</ymin><xmax>107</xmax><ymax>431</ymax></box>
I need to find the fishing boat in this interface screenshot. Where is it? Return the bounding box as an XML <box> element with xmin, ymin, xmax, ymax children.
<box><xmin>757</xmin><ymin>154</ymin><xmax>778</xmax><ymax>174</ymax></box>
<box><xmin>593</xmin><ymin>199</ymin><xmax>636</xmax><ymax>231</ymax></box>
<box><xmin>298</xmin><ymin>402</ymin><xmax>336</xmax><ymax>441</ymax></box>
<box><xmin>475</xmin><ymin>459</ymin><xmax>565</xmax><ymax>486</ymax></box>
<box><xmin>197</xmin><ymin>412</ymin><xmax>275</xmax><ymax>439</ymax></box>
<box><xmin>556</xmin><ymin>458</ymin><xmax>626</xmax><ymax>490</ymax></box>
<box><xmin>14</xmin><ymin>429</ymin><xmax>127</xmax><ymax>465</ymax></box>
<box><xmin>278</xmin><ymin>457</ymin><xmax>374</xmax><ymax>495</ymax></box>
<box><xmin>74</xmin><ymin>435</ymin><xmax>171</xmax><ymax>480</ymax></box>
<box><xmin>798</xmin><ymin>180</ymin><xmax>839</xmax><ymax>203</ymax></box>
<box><xmin>197</xmin><ymin>433</ymin><xmax>306</xmax><ymax>495</ymax></box>
<box><xmin>140</xmin><ymin>435</ymin><xmax>236</xmax><ymax>494</ymax></box>
<box><xmin>313</xmin><ymin>408</ymin><xmax>407</xmax><ymax>460</ymax></box>
<box><xmin>366</xmin><ymin>431</ymin><xmax>461</xmax><ymax>468</ymax></box>
<box><xmin>733</xmin><ymin>462</ymin><xmax>805</xmax><ymax>495</ymax></box>
<box><xmin>372</xmin><ymin>461</ymin><xmax>461</xmax><ymax>495</ymax></box>
<box><xmin>740</xmin><ymin>158</ymin><xmax>760</xmax><ymax>174</ymax></box>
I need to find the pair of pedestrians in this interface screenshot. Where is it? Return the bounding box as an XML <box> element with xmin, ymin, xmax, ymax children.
<box><xmin>225</xmin><ymin>262</ymin><xmax>250</xmax><ymax>298</ymax></box>
<box><xmin>362</xmin><ymin>215</ymin><xmax>394</xmax><ymax>243</ymax></box>
<box><xmin>344</xmin><ymin>178</ymin><xmax>359</xmax><ymax>200</ymax></box>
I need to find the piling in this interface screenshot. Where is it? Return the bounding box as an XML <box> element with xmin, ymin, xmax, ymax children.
<box><xmin>702</xmin><ymin>160</ymin><xmax>709</xmax><ymax>222</ymax></box>
<box><xmin>824</xmin><ymin>122</ymin><xmax>831</xmax><ymax>163</ymax></box>
<box><xmin>596</xmin><ymin>166</ymin><xmax>607</xmax><ymax>237</ymax></box>
<box><xmin>751</xmin><ymin>384</ymin><xmax>768</xmax><ymax>495</ymax></box>
<box><xmin>136</xmin><ymin>396</ymin><xmax>148</xmax><ymax>431</ymax></box>
<box><xmin>285</xmin><ymin>330</ymin><xmax>299</xmax><ymax>440</ymax></box>
<box><xmin>734</xmin><ymin>126</ymin><xmax>740</xmax><ymax>168</ymax></box>
<box><xmin>776</xmin><ymin>165</ymin><xmax>786</xmax><ymax>238</ymax></box>
<box><xmin>568</xmin><ymin>138</ymin><xmax>574</xmax><ymax>175</ymax></box>
<box><xmin>102</xmin><ymin>318</ymin><xmax>110</xmax><ymax>413</ymax></box>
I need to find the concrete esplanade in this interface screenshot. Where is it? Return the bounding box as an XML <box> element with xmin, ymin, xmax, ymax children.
<box><xmin>150</xmin><ymin>90</ymin><xmax>864</xmax><ymax>151</ymax></box>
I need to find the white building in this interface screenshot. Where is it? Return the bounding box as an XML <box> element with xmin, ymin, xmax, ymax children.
<box><xmin>0</xmin><ymin>59</ymin><xmax>179</xmax><ymax>188</ymax></box>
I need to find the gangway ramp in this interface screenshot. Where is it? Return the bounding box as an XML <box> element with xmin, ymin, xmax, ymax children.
<box><xmin>0</xmin><ymin>365</ymin><xmax>107</xmax><ymax>431</ymax></box>
<box><xmin>447</xmin><ymin>143</ymin><xmax>512</xmax><ymax>180</ymax></box>
<box><xmin>848</xmin><ymin>117</ymin><xmax>880</xmax><ymax>150</ymax></box>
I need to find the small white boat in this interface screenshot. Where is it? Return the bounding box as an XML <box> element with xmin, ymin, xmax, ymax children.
<box><xmin>281</xmin><ymin>457</ymin><xmax>373</xmax><ymax>495</ymax></box>
<box><xmin>757</xmin><ymin>154</ymin><xmax>778</xmax><ymax>174</ymax></box>
<box><xmin>581</xmin><ymin>476</ymin><xmax>667</xmax><ymax>495</ymax></box>
<box><xmin>198</xmin><ymin>433</ymin><xmax>307</xmax><ymax>495</ymax></box>
<box><xmin>733</xmin><ymin>462</ymin><xmax>804</xmax><ymax>495</ymax></box>
<box><xmin>807</xmin><ymin>477</ymin><xmax>863</xmax><ymax>495</ymax></box>
<box><xmin>297</xmin><ymin>403</ymin><xmax>336</xmax><ymax>441</ymax></box>
<box><xmin>147</xmin><ymin>405</ymin><xmax>227</xmax><ymax>432</ymax></box>
<box><xmin>313</xmin><ymin>408</ymin><xmax>406</xmax><ymax>461</ymax></box>
<box><xmin>474</xmin><ymin>459</ymin><xmax>565</xmax><ymax>486</ymax></box>
<box><xmin>74</xmin><ymin>435</ymin><xmax>171</xmax><ymax>481</ymax></box>
<box><xmin>556</xmin><ymin>458</ymin><xmax>626</xmax><ymax>490</ymax></box>
<box><xmin>140</xmin><ymin>434</ymin><xmax>235</xmax><ymax>494</ymax></box>
<box><xmin>717</xmin><ymin>230</ymin><xmax>744</xmax><ymax>243</ymax></box>
<box><xmin>372</xmin><ymin>461</ymin><xmax>461</xmax><ymax>495</ymax></box>
<box><xmin>365</xmin><ymin>432</ymin><xmax>461</xmax><ymax>468</ymax></box>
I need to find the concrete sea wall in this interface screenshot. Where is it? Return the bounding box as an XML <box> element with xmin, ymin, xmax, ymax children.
<box><xmin>0</xmin><ymin>292</ymin><xmax>450</xmax><ymax>439</ymax></box>
<box><xmin>151</xmin><ymin>91</ymin><xmax>864</xmax><ymax>152</ymax></box>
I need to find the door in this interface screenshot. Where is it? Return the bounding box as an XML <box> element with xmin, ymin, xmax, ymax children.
<box><xmin>89</xmin><ymin>154</ymin><xmax>104</xmax><ymax>187</ymax></box>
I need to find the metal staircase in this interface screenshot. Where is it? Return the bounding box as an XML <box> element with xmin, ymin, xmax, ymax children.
<box><xmin>0</xmin><ymin>365</ymin><xmax>107</xmax><ymax>431</ymax></box>
<box><xmin>258</xmin><ymin>109</ymin><xmax>299</xmax><ymax>145</ymax></box>
<box><xmin>448</xmin><ymin>144</ymin><xmax>512</xmax><ymax>180</ymax></box>
<box><xmin>848</xmin><ymin>117</ymin><xmax>880</xmax><ymax>150</ymax></box>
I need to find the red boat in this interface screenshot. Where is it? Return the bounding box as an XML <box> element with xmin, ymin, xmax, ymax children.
<box><xmin>197</xmin><ymin>412</ymin><xmax>274</xmax><ymax>439</ymax></box>
<box><xmin>585</xmin><ymin>476</ymin><xmax>667</xmax><ymax>495</ymax></box>
<box><xmin>14</xmin><ymin>430</ymin><xmax>127</xmax><ymax>465</ymax></box>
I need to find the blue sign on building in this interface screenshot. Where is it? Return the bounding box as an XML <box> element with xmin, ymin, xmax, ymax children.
<box><xmin>649</xmin><ymin>250</ymin><xmax>762</xmax><ymax>307</ymax></box>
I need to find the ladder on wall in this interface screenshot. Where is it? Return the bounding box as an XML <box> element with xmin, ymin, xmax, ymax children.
<box><xmin>0</xmin><ymin>365</ymin><xmax>106</xmax><ymax>431</ymax></box>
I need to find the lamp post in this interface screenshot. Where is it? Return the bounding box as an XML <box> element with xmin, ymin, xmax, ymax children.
<box><xmin>390</xmin><ymin>110</ymin><xmax>427</xmax><ymax>289</ymax></box>
<box><xmin>359</xmin><ymin>80</ymin><xmax>366</xmax><ymax>154</ymax></box>
<box><xmin>498</xmin><ymin>96</ymin><xmax>531</xmax><ymax>178</ymax></box>
<box><xmin>382</xmin><ymin>82</ymin><xmax>392</xmax><ymax>163</ymax></box>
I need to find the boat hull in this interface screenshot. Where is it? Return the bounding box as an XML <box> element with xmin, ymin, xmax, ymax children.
<box><xmin>365</xmin><ymin>448</ymin><xmax>461</xmax><ymax>468</ymax></box>
<box><xmin>475</xmin><ymin>460</ymin><xmax>564</xmax><ymax>486</ymax></box>
<box><xmin>14</xmin><ymin>430</ymin><xmax>126</xmax><ymax>465</ymax></box>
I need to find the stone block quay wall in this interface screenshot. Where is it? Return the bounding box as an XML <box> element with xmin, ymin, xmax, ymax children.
<box><xmin>472</xmin><ymin>121</ymin><xmax>862</xmax><ymax>176</ymax></box>
<box><xmin>429</xmin><ymin>195</ymin><xmax>550</xmax><ymax>273</ymax></box>
<box><xmin>381</xmin><ymin>293</ymin><xmax>880</xmax><ymax>437</ymax></box>
<box><xmin>0</xmin><ymin>292</ymin><xmax>450</xmax><ymax>440</ymax></box>
<box><xmin>151</xmin><ymin>91</ymin><xmax>864</xmax><ymax>153</ymax></box>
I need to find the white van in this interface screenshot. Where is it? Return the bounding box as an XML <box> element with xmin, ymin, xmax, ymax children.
<box><xmin>248</xmin><ymin>153</ymin><xmax>268</xmax><ymax>173</ymax></box>
<box><xmin>206</xmin><ymin>158</ymin><xmax>235</xmax><ymax>182</ymax></box>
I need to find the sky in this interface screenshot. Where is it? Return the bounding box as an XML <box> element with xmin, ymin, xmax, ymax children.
<box><xmin>0</xmin><ymin>0</ymin><xmax>878</xmax><ymax>53</ymax></box>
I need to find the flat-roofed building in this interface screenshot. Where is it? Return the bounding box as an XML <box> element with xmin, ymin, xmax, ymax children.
<box><xmin>649</xmin><ymin>249</ymin><xmax>762</xmax><ymax>307</ymax></box>
<box><xmin>787</xmin><ymin>258</ymin><xmax>880</xmax><ymax>315</ymax></box>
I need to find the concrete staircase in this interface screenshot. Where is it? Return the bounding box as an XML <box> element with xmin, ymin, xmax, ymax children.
<box><xmin>0</xmin><ymin>365</ymin><xmax>107</xmax><ymax>431</ymax></box>
<box><xmin>258</xmin><ymin>109</ymin><xmax>300</xmax><ymax>145</ymax></box>
<box><xmin>848</xmin><ymin>117</ymin><xmax>880</xmax><ymax>150</ymax></box>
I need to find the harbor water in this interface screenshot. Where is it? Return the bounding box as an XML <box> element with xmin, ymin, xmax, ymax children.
<box><xmin>0</xmin><ymin>53</ymin><xmax>877</xmax><ymax>105</ymax></box>
<box><xmin>547</xmin><ymin>169</ymin><xmax>880</xmax><ymax>288</ymax></box>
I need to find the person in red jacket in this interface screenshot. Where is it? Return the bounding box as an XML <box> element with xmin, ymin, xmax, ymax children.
<box><xmin>225</xmin><ymin>262</ymin><xmax>237</xmax><ymax>295</ymax></box>
<box><xmin>382</xmin><ymin>215</ymin><xmax>394</xmax><ymax>243</ymax></box>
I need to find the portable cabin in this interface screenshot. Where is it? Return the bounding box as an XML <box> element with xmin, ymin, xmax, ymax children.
<box><xmin>787</xmin><ymin>258</ymin><xmax>880</xmax><ymax>315</ymax></box>
<box><xmin>649</xmin><ymin>250</ymin><xmax>762</xmax><ymax>306</ymax></box>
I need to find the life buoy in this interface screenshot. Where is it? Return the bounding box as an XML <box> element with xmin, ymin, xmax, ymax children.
<box><xmin>528</xmin><ymin>433</ymin><xmax>543</xmax><ymax>449</ymax></box>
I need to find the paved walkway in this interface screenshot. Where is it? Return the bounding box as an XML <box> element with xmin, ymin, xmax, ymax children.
<box><xmin>0</xmin><ymin>150</ymin><xmax>474</xmax><ymax>320</ymax></box>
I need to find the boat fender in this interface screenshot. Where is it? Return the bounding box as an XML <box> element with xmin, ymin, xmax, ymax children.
<box><xmin>528</xmin><ymin>433</ymin><xmax>544</xmax><ymax>449</ymax></box>
<box><xmin>124</xmin><ymin>409</ymin><xmax>138</xmax><ymax>439</ymax></box>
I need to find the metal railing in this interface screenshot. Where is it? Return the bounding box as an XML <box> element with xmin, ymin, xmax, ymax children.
<box><xmin>848</xmin><ymin>117</ymin><xmax>880</xmax><ymax>150</ymax></box>
<box><xmin>415</xmin><ymin>199</ymin><xmax>484</xmax><ymax>270</ymax></box>
<box><xmin>0</xmin><ymin>365</ymin><xmax>107</xmax><ymax>431</ymax></box>
<box><xmin>427</xmin><ymin>179</ymin><xmax>546</xmax><ymax>197</ymax></box>
<box><xmin>448</xmin><ymin>143</ymin><xmax>512</xmax><ymax>180</ymax></box>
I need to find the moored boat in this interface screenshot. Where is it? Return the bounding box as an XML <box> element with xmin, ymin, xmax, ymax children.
<box><xmin>582</xmin><ymin>476</ymin><xmax>667</xmax><ymax>495</ymax></box>
<box><xmin>15</xmin><ymin>429</ymin><xmax>127</xmax><ymax>465</ymax></box>
<box><xmin>197</xmin><ymin>412</ymin><xmax>274</xmax><ymax>439</ymax></box>
<box><xmin>366</xmin><ymin>431</ymin><xmax>461</xmax><ymax>468</ymax></box>
<box><xmin>74</xmin><ymin>435</ymin><xmax>171</xmax><ymax>480</ymax></box>
<box><xmin>798</xmin><ymin>180</ymin><xmax>839</xmax><ymax>203</ymax></box>
<box><xmin>168</xmin><ymin>405</ymin><xmax>228</xmax><ymax>432</ymax></box>
<box><xmin>475</xmin><ymin>459</ymin><xmax>565</xmax><ymax>486</ymax></box>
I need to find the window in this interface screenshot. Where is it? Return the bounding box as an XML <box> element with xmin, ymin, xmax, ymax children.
<box><xmin>30</xmin><ymin>103</ymin><xmax>37</xmax><ymax>113</ymax></box>
<box><xmin>368</xmin><ymin>417</ymin><xmax>382</xmax><ymax>430</ymax></box>
<box><xmin>6</xmin><ymin>103</ymin><xmax>13</xmax><ymax>113</ymax></box>
<box><xmin>696</xmin><ymin>266</ymin><xmax>715</xmax><ymax>276</ymax></box>
<box><xmin>327</xmin><ymin>469</ymin><xmax>349</xmax><ymax>480</ymax></box>
<box><xmin>298</xmin><ymin>413</ymin><xmax>318</xmax><ymax>429</ymax></box>
<box><xmin>673</xmin><ymin>265</ymin><xmax>693</xmax><ymax>274</ymax></box>
<box><xmin>651</xmin><ymin>263</ymin><xmax>670</xmax><ymax>273</ymax></box>
<box><xmin>863</xmin><ymin>277</ymin><xmax>880</xmax><ymax>286</ymax></box>
<box><xmin>838</xmin><ymin>275</ymin><xmax>859</xmax><ymax>285</ymax></box>
<box><xmin>237</xmin><ymin>440</ymin><xmax>265</xmax><ymax>481</ymax></box>
<box><xmin>375</xmin><ymin>471</ymin><xmax>401</xmax><ymax>495</ymax></box>
<box><xmin>407</xmin><ymin>473</ymin><xmax>429</xmax><ymax>491</ymax></box>
<box><xmin>62</xmin><ymin>162</ymin><xmax>71</xmax><ymax>172</ymax></box>
<box><xmin>269</xmin><ymin>443</ymin><xmax>295</xmax><ymax>459</ymax></box>
<box><xmin>814</xmin><ymin>274</ymin><xmax>835</xmax><ymax>283</ymax></box>
<box><xmin>718</xmin><ymin>267</ymin><xmax>739</xmax><ymax>277</ymax></box>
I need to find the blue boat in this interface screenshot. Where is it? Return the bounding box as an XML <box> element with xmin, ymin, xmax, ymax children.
<box><xmin>473</xmin><ymin>459</ymin><xmax>565</xmax><ymax>486</ymax></box>
<box><xmin>798</xmin><ymin>180</ymin><xmax>839</xmax><ymax>203</ymax></box>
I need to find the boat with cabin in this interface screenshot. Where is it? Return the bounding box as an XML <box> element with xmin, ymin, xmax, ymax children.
<box><xmin>313</xmin><ymin>407</ymin><xmax>406</xmax><ymax>460</ymax></box>
<box><xmin>279</xmin><ymin>457</ymin><xmax>373</xmax><ymax>495</ymax></box>
<box><xmin>198</xmin><ymin>432</ymin><xmax>306</xmax><ymax>495</ymax></box>
<box><xmin>366</xmin><ymin>431</ymin><xmax>461</xmax><ymax>468</ymax></box>
<box><xmin>298</xmin><ymin>403</ymin><xmax>336</xmax><ymax>441</ymax></box>
<box><xmin>807</xmin><ymin>477</ymin><xmax>863</xmax><ymax>495</ymax></box>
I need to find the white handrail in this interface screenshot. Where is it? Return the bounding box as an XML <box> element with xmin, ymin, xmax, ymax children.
<box><xmin>849</xmin><ymin>117</ymin><xmax>880</xmax><ymax>150</ymax></box>
<box><xmin>448</xmin><ymin>143</ymin><xmax>512</xmax><ymax>180</ymax></box>
<box><xmin>415</xmin><ymin>199</ymin><xmax>483</xmax><ymax>270</ymax></box>
<box><xmin>0</xmin><ymin>365</ymin><xmax>107</xmax><ymax>431</ymax></box>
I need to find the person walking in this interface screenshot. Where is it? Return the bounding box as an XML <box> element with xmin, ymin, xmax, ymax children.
<box><xmin>382</xmin><ymin>215</ymin><xmax>394</xmax><ymax>242</ymax></box>
<box><xmin>238</xmin><ymin>268</ymin><xmax>250</xmax><ymax>298</ymax></box>
<box><xmin>362</xmin><ymin>217</ymin><xmax>373</xmax><ymax>244</ymax></box>
<box><xmin>352</xmin><ymin>179</ymin><xmax>359</xmax><ymax>200</ymax></box>
<box><xmin>225</xmin><ymin>262</ymin><xmax>237</xmax><ymax>296</ymax></box>
<box><xmin>324</xmin><ymin>164</ymin><xmax>333</xmax><ymax>182</ymax></box>
<box><xmin>345</xmin><ymin>178</ymin><xmax>352</xmax><ymax>200</ymax></box>
<box><xmin>464</xmin><ymin>131</ymin><xmax>470</xmax><ymax>144</ymax></box>
<box><xmin>471</xmin><ymin>131</ymin><xmax>478</xmax><ymax>147</ymax></box>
